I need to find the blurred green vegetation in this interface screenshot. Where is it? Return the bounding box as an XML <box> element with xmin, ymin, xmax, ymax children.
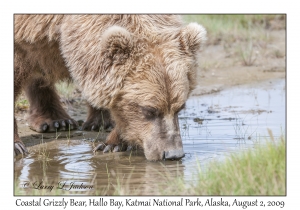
<box><xmin>183</xmin><ymin>14</ymin><xmax>285</xmax><ymax>45</ymax></box>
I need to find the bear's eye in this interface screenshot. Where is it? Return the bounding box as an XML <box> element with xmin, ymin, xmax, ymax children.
<box><xmin>141</xmin><ymin>106</ymin><xmax>158</xmax><ymax>120</ymax></box>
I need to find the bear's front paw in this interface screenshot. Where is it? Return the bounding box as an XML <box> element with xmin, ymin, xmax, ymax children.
<box><xmin>29</xmin><ymin>118</ymin><xmax>78</xmax><ymax>133</ymax></box>
<box><xmin>92</xmin><ymin>128</ymin><xmax>129</xmax><ymax>153</ymax></box>
<box><xmin>82</xmin><ymin>120</ymin><xmax>106</xmax><ymax>132</ymax></box>
<box><xmin>93</xmin><ymin>142</ymin><xmax>130</xmax><ymax>153</ymax></box>
<box><xmin>82</xmin><ymin>107</ymin><xmax>113</xmax><ymax>132</ymax></box>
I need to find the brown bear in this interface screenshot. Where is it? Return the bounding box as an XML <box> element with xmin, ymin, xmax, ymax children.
<box><xmin>14</xmin><ymin>15</ymin><xmax>206</xmax><ymax>161</ymax></box>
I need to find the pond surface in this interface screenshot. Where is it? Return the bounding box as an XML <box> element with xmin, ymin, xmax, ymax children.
<box><xmin>14</xmin><ymin>79</ymin><xmax>285</xmax><ymax>195</ymax></box>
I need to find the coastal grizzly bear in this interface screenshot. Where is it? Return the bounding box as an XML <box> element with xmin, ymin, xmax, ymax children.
<box><xmin>14</xmin><ymin>15</ymin><xmax>206</xmax><ymax>161</ymax></box>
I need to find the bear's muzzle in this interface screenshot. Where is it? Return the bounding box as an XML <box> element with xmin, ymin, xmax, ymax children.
<box><xmin>164</xmin><ymin>149</ymin><xmax>185</xmax><ymax>160</ymax></box>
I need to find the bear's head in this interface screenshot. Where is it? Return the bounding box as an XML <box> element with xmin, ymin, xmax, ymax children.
<box><xmin>95</xmin><ymin>23</ymin><xmax>206</xmax><ymax>161</ymax></box>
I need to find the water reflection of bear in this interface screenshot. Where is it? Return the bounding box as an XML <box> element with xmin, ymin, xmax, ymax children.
<box><xmin>90</xmin><ymin>152</ymin><xmax>186</xmax><ymax>195</ymax></box>
<box><xmin>14</xmin><ymin>147</ymin><xmax>185</xmax><ymax>195</ymax></box>
<box><xmin>103</xmin><ymin>153</ymin><xmax>185</xmax><ymax>195</ymax></box>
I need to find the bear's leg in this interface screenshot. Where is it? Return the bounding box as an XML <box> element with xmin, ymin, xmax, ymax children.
<box><xmin>25</xmin><ymin>78</ymin><xmax>78</xmax><ymax>132</ymax></box>
<box><xmin>14</xmin><ymin>77</ymin><xmax>28</xmax><ymax>156</ymax></box>
<box><xmin>82</xmin><ymin>105</ymin><xmax>113</xmax><ymax>131</ymax></box>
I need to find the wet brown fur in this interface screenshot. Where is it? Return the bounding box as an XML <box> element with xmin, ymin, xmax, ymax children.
<box><xmin>14</xmin><ymin>15</ymin><xmax>206</xmax><ymax>160</ymax></box>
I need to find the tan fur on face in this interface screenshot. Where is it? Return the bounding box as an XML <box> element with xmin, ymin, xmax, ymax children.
<box><xmin>110</xmin><ymin>42</ymin><xmax>203</xmax><ymax>160</ymax></box>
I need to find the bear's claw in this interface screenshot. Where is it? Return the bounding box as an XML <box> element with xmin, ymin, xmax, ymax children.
<box><xmin>14</xmin><ymin>141</ymin><xmax>28</xmax><ymax>157</ymax></box>
<box><xmin>93</xmin><ymin>142</ymin><xmax>128</xmax><ymax>154</ymax></box>
<box><xmin>82</xmin><ymin>121</ymin><xmax>111</xmax><ymax>132</ymax></box>
<box><xmin>103</xmin><ymin>145</ymin><xmax>113</xmax><ymax>153</ymax></box>
<box><xmin>126</xmin><ymin>145</ymin><xmax>132</xmax><ymax>152</ymax></box>
<box><xmin>30</xmin><ymin>118</ymin><xmax>78</xmax><ymax>133</ymax></box>
<box><xmin>93</xmin><ymin>142</ymin><xmax>106</xmax><ymax>153</ymax></box>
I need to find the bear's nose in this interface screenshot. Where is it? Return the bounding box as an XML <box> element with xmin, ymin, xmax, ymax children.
<box><xmin>164</xmin><ymin>149</ymin><xmax>185</xmax><ymax>160</ymax></box>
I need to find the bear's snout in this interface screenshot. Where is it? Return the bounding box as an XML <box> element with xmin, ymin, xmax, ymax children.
<box><xmin>141</xmin><ymin>114</ymin><xmax>185</xmax><ymax>161</ymax></box>
<box><xmin>164</xmin><ymin>149</ymin><xmax>185</xmax><ymax>160</ymax></box>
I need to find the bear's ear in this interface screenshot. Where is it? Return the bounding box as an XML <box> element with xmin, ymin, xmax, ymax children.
<box><xmin>179</xmin><ymin>23</ymin><xmax>207</xmax><ymax>56</ymax></box>
<box><xmin>100</xmin><ymin>26</ymin><xmax>133</xmax><ymax>65</ymax></box>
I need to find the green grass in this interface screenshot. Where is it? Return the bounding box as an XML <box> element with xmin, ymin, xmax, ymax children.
<box><xmin>55</xmin><ymin>81</ymin><xmax>77</xmax><ymax>99</ymax></box>
<box><xmin>183</xmin><ymin>14</ymin><xmax>285</xmax><ymax>45</ymax></box>
<box><xmin>15</xmin><ymin>98</ymin><xmax>29</xmax><ymax>111</ymax></box>
<box><xmin>161</xmin><ymin>135</ymin><xmax>286</xmax><ymax>195</ymax></box>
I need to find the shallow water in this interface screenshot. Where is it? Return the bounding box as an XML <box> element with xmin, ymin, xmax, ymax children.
<box><xmin>15</xmin><ymin>79</ymin><xmax>285</xmax><ymax>195</ymax></box>
<box><xmin>180</xmin><ymin>79</ymin><xmax>285</xmax><ymax>179</ymax></box>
